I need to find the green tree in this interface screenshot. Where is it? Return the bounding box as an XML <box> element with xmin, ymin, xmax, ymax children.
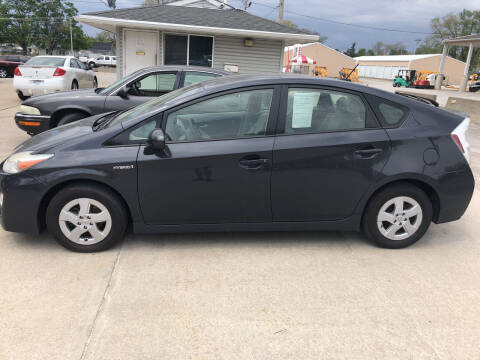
<box><xmin>416</xmin><ymin>9</ymin><xmax>480</xmax><ymax>68</ymax></box>
<box><xmin>386</xmin><ymin>42</ymin><xmax>407</xmax><ymax>55</ymax></box>
<box><xmin>344</xmin><ymin>42</ymin><xmax>356</xmax><ymax>57</ymax></box>
<box><xmin>355</xmin><ymin>48</ymin><xmax>366</xmax><ymax>57</ymax></box>
<box><xmin>33</xmin><ymin>0</ymin><xmax>85</xmax><ymax>54</ymax></box>
<box><xmin>0</xmin><ymin>0</ymin><xmax>38</xmax><ymax>54</ymax></box>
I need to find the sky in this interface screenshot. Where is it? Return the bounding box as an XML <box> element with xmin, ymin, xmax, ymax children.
<box><xmin>74</xmin><ymin>0</ymin><xmax>479</xmax><ymax>52</ymax></box>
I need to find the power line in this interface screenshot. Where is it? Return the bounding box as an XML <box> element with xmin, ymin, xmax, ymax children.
<box><xmin>248</xmin><ymin>0</ymin><xmax>432</xmax><ymax>35</ymax></box>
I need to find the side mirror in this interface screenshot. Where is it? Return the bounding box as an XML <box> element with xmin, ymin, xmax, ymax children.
<box><xmin>148</xmin><ymin>128</ymin><xmax>166</xmax><ymax>151</ymax></box>
<box><xmin>117</xmin><ymin>86</ymin><xmax>129</xmax><ymax>99</ymax></box>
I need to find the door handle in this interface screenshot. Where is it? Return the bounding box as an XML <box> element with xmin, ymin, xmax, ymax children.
<box><xmin>354</xmin><ymin>147</ymin><xmax>383</xmax><ymax>159</ymax></box>
<box><xmin>238</xmin><ymin>157</ymin><xmax>270</xmax><ymax>170</ymax></box>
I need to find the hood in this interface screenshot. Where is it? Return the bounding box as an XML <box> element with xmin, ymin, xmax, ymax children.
<box><xmin>23</xmin><ymin>88</ymin><xmax>99</xmax><ymax>105</ymax></box>
<box><xmin>14</xmin><ymin>116</ymin><xmax>100</xmax><ymax>154</ymax></box>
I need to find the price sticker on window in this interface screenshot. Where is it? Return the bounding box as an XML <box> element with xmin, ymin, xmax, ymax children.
<box><xmin>292</xmin><ymin>92</ymin><xmax>318</xmax><ymax>128</ymax></box>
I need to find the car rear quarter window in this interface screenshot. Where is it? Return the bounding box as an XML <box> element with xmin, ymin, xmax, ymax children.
<box><xmin>365</xmin><ymin>94</ymin><xmax>409</xmax><ymax>127</ymax></box>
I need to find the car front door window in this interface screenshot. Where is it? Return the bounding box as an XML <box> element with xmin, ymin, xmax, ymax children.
<box><xmin>128</xmin><ymin>72</ymin><xmax>177</xmax><ymax>97</ymax></box>
<box><xmin>164</xmin><ymin>89</ymin><xmax>273</xmax><ymax>142</ymax></box>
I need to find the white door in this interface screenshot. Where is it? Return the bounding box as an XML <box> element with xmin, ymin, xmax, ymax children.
<box><xmin>124</xmin><ymin>30</ymin><xmax>157</xmax><ymax>75</ymax></box>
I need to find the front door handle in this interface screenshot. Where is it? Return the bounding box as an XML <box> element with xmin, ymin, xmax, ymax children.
<box><xmin>238</xmin><ymin>157</ymin><xmax>270</xmax><ymax>170</ymax></box>
<box><xmin>354</xmin><ymin>148</ymin><xmax>383</xmax><ymax>159</ymax></box>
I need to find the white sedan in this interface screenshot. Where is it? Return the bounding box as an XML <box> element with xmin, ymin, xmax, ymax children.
<box><xmin>13</xmin><ymin>56</ymin><xmax>97</xmax><ymax>100</ymax></box>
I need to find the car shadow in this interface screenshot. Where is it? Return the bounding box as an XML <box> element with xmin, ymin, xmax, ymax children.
<box><xmin>122</xmin><ymin>230</ymin><xmax>367</xmax><ymax>250</ymax></box>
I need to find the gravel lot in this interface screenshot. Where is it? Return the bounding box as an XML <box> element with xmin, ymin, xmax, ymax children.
<box><xmin>1</xmin><ymin>74</ymin><xmax>480</xmax><ymax>359</ymax></box>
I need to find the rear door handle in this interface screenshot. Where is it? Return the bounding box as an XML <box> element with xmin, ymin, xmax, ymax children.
<box><xmin>354</xmin><ymin>148</ymin><xmax>383</xmax><ymax>159</ymax></box>
<box><xmin>239</xmin><ymin>158</ymin><xmax>270</xmax><ymax>170</ymax></box>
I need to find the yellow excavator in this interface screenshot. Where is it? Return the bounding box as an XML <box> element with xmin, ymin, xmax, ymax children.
<box><xmin>313</xmin><ymin>66</ymin><xmax>328</xmax><ymax>77</ymax></box>
<box><xmin>339</xmin><ymin>65</ymin><xmax>359</xmax><ymax>82</ymax></box>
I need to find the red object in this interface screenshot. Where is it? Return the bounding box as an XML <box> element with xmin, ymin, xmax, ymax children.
<box><xmin>53</xmin><ymin>67</ymin><xmax>66</xmax><ymax>77</ymax></box>
<box><xmin>414</xmin><ymin>80</ymin><xmax>430</xmax><ymax>88</ymax></box>
<box><xmin>451</xmin><ymin>134</ymin><xmax>465</xmax><ymax>154</ymax></box>
<box><xmin>291</xmin><ymin>54</ymin><xmax>316</xmax><ymax>64</ymax></box>
<box><xmin>14</xmin><ymin>67</ymin><xmax>22</xmax><ymax>76</ymax></box>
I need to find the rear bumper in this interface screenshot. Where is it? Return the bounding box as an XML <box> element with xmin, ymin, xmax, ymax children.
<box><xmin>0</xmin><ymin>171</ymin><xmax>47</xmax><ymax>235</ymax></box>
<box><xmin>14</xmin><ymin>77</ymin><xmax>67</xmax><ymax>96</ymax></box>
<box><xmin>435</xmin><ymin>167</ymin><xmax>475</xmax><ymax>223</ymax></box>
<box><xmin>14</xmin><ymin>113</ymin><xmax>51</xmax><ymax>135</ymax></box>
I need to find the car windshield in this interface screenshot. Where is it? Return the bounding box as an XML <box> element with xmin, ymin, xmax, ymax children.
<box><xmin>106</xmin><ymin>82</ymin><xmax>206</xmax><ymax>128</ymax></box>
<box><xmin>25</xmin><ymin>57</ymin><xmax>66</xmax><ymax>67</ymax></box>
<box><xmin>99</xmin><ymin>71</ymin><xmax>140</xmax><ymax>95</ymax></box>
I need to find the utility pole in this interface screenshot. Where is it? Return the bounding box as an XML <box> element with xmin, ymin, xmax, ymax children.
<box><xmin>242</xmin><ymin>0</ymin><xmax>247</xmax><ymax>10</ymax></box>
<box><xmin>278</xmin><ymin>0</ymin><xmax>284</xmax><ymax>22</ymax></box>
<box><xmin>69</xmin><ymin>17</ymin><xmax>74</xmax><ymax>56</ymax></box>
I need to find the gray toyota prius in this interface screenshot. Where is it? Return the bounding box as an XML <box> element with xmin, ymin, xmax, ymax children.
<box><xmin>0</xmin><ymin>75</ymin><xmax>474</xmax><ymax>252</ymax></box>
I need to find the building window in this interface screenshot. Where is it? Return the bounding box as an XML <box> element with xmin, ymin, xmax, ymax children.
<box><xmin>164</xmin><ymin>34</ymin><xmax>213</xmax><ymax>67</ymax></box>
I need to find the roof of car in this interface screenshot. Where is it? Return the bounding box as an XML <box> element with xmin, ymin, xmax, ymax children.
<box><xmin>137</xmin><ymin>65</ymin><xmax>230</xmax><ymax>75</ymax></box>
<box><xmin>165</xmin><ymin>73</ymin><xmax>441</xmax><ymax>111</ymax></box>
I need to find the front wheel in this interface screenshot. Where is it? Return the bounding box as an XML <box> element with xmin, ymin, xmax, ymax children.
<box><xmin>88</xmin><ymin>62</ymin><xmax>95</xmax><ymax>69</ymax></box>
<box><xmin>362</xmin><ymin>183</ymin><xmax>433</xmax><ymax>249</ymax></box>
<box><xmin>46</xmin><ymin>184</ymin><xmax>128</xmax><ymax>252</ymax></box>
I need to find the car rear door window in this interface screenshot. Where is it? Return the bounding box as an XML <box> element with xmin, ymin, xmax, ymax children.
<box><xmin>164</xmin><ymin>89</ymin><xmax>274</xmax><ymax>142</ymax></box>
<box><xmin>284</xmin><ymin>88</ymin><xmax>366</xmax><ymax>134</ymax></box>
<box><xmin>183</xmin><ymin>71</ymin><xmax>221</xmax><ymax>87</ymax></box>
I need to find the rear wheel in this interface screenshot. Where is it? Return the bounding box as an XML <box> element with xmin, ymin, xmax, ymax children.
<box><xmin>71</xmin><ymin>80</ymin><xmax>79</xmax><ymax>90</ymax></box>
<box><xmin>93</xmin><ymin>77</ymin><xmax>98</xmax><ymax>88</ymax></box>
<box><xmin>46</xmin><ymin>184</ymin><xmax>128</xmax><ymax>252</ymax></box>
<box><xmin>0</xmin><ymin>68</ymin><xmax>8</xmax><ymax>78</ymax></box>
<box><xmin>88</xmin><ymin>62</ymin><xmax>95</xmax><ymax>69</ymax></box>
<box><xmin>17</xmin><ymin>91</ymin><xmax>30</xmax><ymax>101</ymax></box>
<box><xmin>363</xmin><ymin>183</ymin><xmax>432</xmax><ymax>249</ymax></box>
<box><xmin>56</xmin><ymin>112</ymin><xmax>87</xmax><ymax>127</ymax></box>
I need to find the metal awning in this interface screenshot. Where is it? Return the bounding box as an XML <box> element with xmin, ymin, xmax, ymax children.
<box><xmin>443</xmin><ymin>34</ymin><xmax>480</xmax><ymax>47</ymax></box>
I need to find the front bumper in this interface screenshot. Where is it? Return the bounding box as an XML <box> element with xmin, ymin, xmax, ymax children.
<box><xmin>0</xmin><ymin>170</ymin><xmax>47</xmax><ymax>235</ymax></box>
<box><xmin>15</xmin><ymin>113</ymin><xmax>51</xmax><ymax>135</ymax></box>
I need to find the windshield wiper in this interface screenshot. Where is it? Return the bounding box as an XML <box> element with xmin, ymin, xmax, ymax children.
<box><xmin>92</xmin><ymin>112</ymin><xmax>117</xmax><ymax>131</ymax></box>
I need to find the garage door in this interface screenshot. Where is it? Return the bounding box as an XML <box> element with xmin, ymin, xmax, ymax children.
<box><xmin>124</xmin><ymin>30</ymin><xmax>158</xmax><ymax>75</ymax></box>
<box><xmin>358</xmin><ymin>65</ymin><xmax>408</xmax><ymax>79</ymax></box>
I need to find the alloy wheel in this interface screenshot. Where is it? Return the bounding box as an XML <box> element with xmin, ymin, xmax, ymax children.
<box><xmin>377</xmin><ymin>196</ymin><xmax>423</xmax><ymax>241</ymax></box>
<box><xmin>58</xmin><ymin>198</ymin><xmax>112</xmax><ymax>245</ymax></box>
<box><xmin>0</xmin><ymin>69</ymin><xmax>7</xmax><ymax>78</ymax></box>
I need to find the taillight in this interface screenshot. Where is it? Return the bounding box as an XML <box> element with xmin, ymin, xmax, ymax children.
<box><xmin>451</xmin><ymin>117</ymin><xmax>470</xmax><ymax>164</ymax></box>
<box><xmin>53</xmin><ymin>67</ymin><xmax>66</xmax><ymax>76</ymax></box>
<box><xmin>14</xmin><ymin>67</ymin><xmax>22</xmax><ymax>76</ymax></box>
<box><xmin>451</xmin><ymin>134</ymin><xmax>464</xmax><ymax>153</ymax></box>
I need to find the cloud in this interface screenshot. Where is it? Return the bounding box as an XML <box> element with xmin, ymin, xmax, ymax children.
<box><xmin>249</xmin><ymin>0</ymin><xmax>478</xmax><ymax>50</ymax></box>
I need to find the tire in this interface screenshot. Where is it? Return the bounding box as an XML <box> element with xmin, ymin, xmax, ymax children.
<box><xmin>17</xmin><ymin>91</ymin><xmax>30</xmax><ymax>101</ymax></box>
<box><xmin>362</xmin><ymin>183</ymin><xmax>433</xmax><ymax>249</ymax></box>
<box><xmin>88</xmin><ymin>62</ymin><xmax>95</xmax><ymax>69</ymax></box>
<box><xmin>93</xmin><ymin>77</ymin><xmax>98</xmax><ymax>88</ymax></box>
<box><xmin>0</xmin><ymin>67</ymin><xmax>8</xmax><ymax>78</ymax></box>
<box><xmin>71</xmin><ymin>80</ymin><xmax>79</xmax><ymax>90</ymax></box>
<box><xmin>46</xmin><ymin>184</ymin><xmax>128</xmax><ymax>252</ymax></box>
<box><xmin>56</xmin><ymin>112</ymin><xmax>87</xmax><ymax>127</ymax></box>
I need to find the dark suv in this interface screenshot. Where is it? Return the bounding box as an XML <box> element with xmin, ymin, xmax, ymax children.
<box><xmin>0</xmin><ymin>75</ymin><xmax>474</xmax><ymax>252</ymax></box>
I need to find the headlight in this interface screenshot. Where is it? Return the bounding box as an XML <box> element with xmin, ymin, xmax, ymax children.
<box><xmin>3</xmin><ymin>151</ymin><xmax>54</xmax><ymax>174</ymax></box>
<box><xmin>19</xmin><ymin>105</ymin><xmax>41</xmax><ymax>116</ymax></box>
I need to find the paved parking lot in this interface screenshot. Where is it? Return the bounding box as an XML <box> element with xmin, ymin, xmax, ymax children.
<box><xmin>1</xmin><ymin>75</ymin><xmax>480</xmax><ymax>359</ymax></box>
